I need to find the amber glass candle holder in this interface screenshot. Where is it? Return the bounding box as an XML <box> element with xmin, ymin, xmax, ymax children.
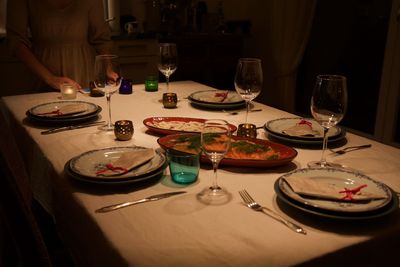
<box><xmin>114</xmin><ymin>120</ymin><xmax>134</xmax><ymax>141</ymax></box>
<box><xmin>162</xmin><ymin>93</ymin><xmax>178</xmax><ymax>108</ymax></box>
<box><xmin>237</xmin><ymin>123</ymin><xmax>257</xmax><ymax>138</ymax></box>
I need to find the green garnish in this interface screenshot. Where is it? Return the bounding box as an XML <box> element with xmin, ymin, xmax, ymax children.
<box><xmin>231</xmin><ymin>140</ymin><xmax>270</xmax><ymax>154</ymax></box>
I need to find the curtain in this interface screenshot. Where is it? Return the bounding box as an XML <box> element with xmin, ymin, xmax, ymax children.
<box><xmin>256</xmin><ymin>0</ymin><xmax>317</xmax><ymax>112</ymax></box>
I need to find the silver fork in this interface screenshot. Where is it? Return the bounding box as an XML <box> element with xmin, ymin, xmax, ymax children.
<box><xmin>239</xmin><ymin>190</ymin><xmax>307</xmax><ymax>235</ymax></box>
<box><xmin>329</xmin><ymin>144</ymin><xmax>372</xmax><ymax>155</ymax></box>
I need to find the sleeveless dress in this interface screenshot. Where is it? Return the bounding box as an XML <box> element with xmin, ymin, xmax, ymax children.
<box><xmin>6</xmin><ymin>0</ymin><xmax>113</xmax><ymax>90</ymax></box>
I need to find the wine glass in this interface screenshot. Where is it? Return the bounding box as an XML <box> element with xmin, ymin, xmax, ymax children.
<box><xmin>308</xmin><ymin>75</ymin><xmax>348</xmax><ymax>168</ymax></box>
<box><xmin>234</xmin><ymin>58</ymin><xmax>263</xmax><ymax>123</ymax></box>
<box><xmin>198</xmin><ymin>119</ymin><xmax>232</xmax><ymax>205</ymax></box>
<box><xmin>158</xmin><ymin>43</ymin><xmax>178</xmax><ymax>93</ymax></box>
<box><xmin>93</xmin><ymin>55</ymin><xmax>121</xmax><ymax>131</ymax></box>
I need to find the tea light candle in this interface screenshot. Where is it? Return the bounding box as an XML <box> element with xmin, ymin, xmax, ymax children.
<box><xmin>61</xmin><ymin>84</ymin><xmax>77</xmax><ymax>100</ymax></box>
<box><xmin>145</xmin><ymin>76</ymin><xmax>158</xmax><ymax>92</ymax></box>
<box><xmin>237</xmin><ymin>123</ymin><xmax>257</xmax><ymax>138</ymax></box>
<box><xmin>162</xmin><ymin>93</ymin><xmax>178</xmax><ymax>108</ymax></box>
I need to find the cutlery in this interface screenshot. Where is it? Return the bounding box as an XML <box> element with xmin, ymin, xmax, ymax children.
<box><xmin>224</xmin><ymin>109</ymin><xmax>262</xmax><ymax>115</ymax></box>
<box><xmin>95</xmin><ymin>191</ymin><xmax>186</xmax><ymax>213</ymax></box>
<box><xmin>239</xmin><ymin>190</ymin><xmax>306</xmax><ymax>235</ymax></box>
<box><xmin>41</xmin><ymin>121</ymin><xmax>105</xmax><ymax>135</ymax></box>
<box><xmin>329</xmin><ymin>144</ymin><xmax>372</xmax><ymax>155</ymax></box>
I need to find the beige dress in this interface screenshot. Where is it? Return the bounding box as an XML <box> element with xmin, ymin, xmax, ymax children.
<box><xmin>6</xmin><ymin>0</ymin><xmax>113</xmax><ymax>90</ymax></box>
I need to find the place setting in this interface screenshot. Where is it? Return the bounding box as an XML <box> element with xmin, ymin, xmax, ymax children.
<box><xmin>26</xmin><ymin>100</ymin><xmax>102</xmax><ymax>125</ymax></box>
<box><xmin>274</xmin><ymin>167</ymin><xmax>399</xmax><ymax>220</ymax></box>
<box><xmin>64</xmin><ymin>146</ymin><xmax>168</xmax><ymax>186</ymax></box>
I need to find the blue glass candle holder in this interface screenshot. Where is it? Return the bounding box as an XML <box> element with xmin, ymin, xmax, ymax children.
<box><xmin>119</xmin><ymin>79</ymin><xmax>133</xmax><ymax>94</ymax></box>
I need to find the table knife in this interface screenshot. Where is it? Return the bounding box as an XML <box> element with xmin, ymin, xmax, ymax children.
<box><xmin>95</xmin><ymin>191</ymin><xmax>187</xmax><ymax>213</ymax></box>
<box><xmin>41</xmin><ymin>121</ymin><xmax>105</xmax><ymax>134</ymax></box>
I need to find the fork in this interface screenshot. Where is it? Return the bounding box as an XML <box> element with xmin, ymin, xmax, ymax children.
<box><xmin>329</xmin><ymin>144</ymin><xmax>372</xmax><ymax>155</ymax></box>
<box><xmin>239</xmin><ymin>190</ymin><xmax>306</xmax><ymax>235</ymax></box>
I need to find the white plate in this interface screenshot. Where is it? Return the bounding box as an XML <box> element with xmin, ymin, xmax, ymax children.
<box><xmin>28</xmin><ymin>101</ymin><xmax>100</xmax><ymax>120</ymax></box>
<box><xmin>264</xmin><ymin>117</ymin><xmax>341</xmax><ymax>140</ymax></box>
<box><xmin>65</xmin><ymin>161</ymin><xmax>166</xmax><ymax>185</ymax></box>
<box><xmin>188</xmin><ymin>90</ymin><xmax>245</xmax><ymax>109</ymax></box>
<box><xmin>69</xmin><ymin>146</ymin><xmax>166</xmax><ymax>180</ymax></box>
<box><xmin>277</xmin><ymin>167</ymin><xmax>392</xmax><ymax>213</ymax></box>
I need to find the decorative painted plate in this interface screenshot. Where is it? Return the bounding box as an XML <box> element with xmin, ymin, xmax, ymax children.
<box><xmin>274</xmin><ymin>180</ymin><xmax>398</xmax><ymax>220</ymax></box>
<box><xmin>143</xmin><ymin>117</ymin><xmax>238</xmax><ymax>135</ymax></box>
<box><xmin>264</xmin><ymin>117</ymin><xmax>345</xmax><ymax>145</ymax></box>
<box><xmin>276</xmin><ymin>167</ymin><xmax>393</xmax><ymax>213</ymax></box>
<box><xmin>27</xmin><ymin>101</ymin><xmax>102</xmax><ymax>124</ymax></box>
<box><xmin>188</xmin><ymin>90</ymin><xmax>245</xmax><ymax>110</ymax></box>
<box><xmin>69</xmin><ymin>146</ymin><xmax>166</xmax><ymax>181</ymax></box>
<box><xmin>157</xmin><ymin>133</ymin><xmax>297</xmax><ymax>168</ymax></box>
<box><xmin>65</xmin><ymin>160</ymin><xmax>167</xmax><ymax>185</ymax></box>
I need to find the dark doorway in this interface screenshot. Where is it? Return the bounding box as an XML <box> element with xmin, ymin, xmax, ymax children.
<box><xmin>296</xmin><ymin>0</ymin><xmax>392</xmax><ymax>135</ymax></box>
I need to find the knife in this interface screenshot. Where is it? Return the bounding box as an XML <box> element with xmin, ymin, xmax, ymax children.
<box><xmin>41</xmin><ymin>121</ymin><xmax>105</xmax><ymax>135</ymax></box>
<box><xmin>95</xmin><ymin>191</ymin><xmax>187</xmax><ymax>213</ymax></box>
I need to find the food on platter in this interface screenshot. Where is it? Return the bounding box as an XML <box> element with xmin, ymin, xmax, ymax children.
<box><xmin>164</xmin><ymin>134</ymin><xmax>281</xmax><ymax>161</ymax></box>
<box><xmin>148</xmin><ymin>120</ymin><xmax>204</xmax><ymax>132</ymax></box>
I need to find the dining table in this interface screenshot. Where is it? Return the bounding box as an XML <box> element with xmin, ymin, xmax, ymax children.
<box><xmin>1</xmin><ymin>80</ymin><xmax>400</xmax><ymax>267</ymax></box>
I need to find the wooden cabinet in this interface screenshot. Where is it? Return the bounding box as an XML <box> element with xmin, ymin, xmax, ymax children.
<box><xmin>114</xmin><ymin>38</ymin><xmax>159</xmax><ymax>84</ymax></box>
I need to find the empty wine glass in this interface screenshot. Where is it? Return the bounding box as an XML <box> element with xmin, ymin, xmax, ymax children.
<box><xmin>158</xmin><ymin>43</ymin><xmax>178</xmax><ymax>93</ymax></box>
<box><xmin>234</xmin><ymin>58</ymin><xmax>263</xmax><ymax>123</ymax></box>
<box><xmin>93</xmin><ymin>54</ymin><xmax>121</xmax><ymax>131</ymax></box>
<box><xmin>308</xmin><ymin>75</ymin><xmax>348</xmax><ymax>168</ymax></box>
<box><xmin>198</xmin><ymin>119</ymin><xmax>232</xmax><ymax>205</ymax></box>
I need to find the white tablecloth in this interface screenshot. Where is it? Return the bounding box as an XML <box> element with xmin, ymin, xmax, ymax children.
<box><xmin>2</xmin><ymin>81</ymin><xmax>400</xmax><ymax>267</ymax></box>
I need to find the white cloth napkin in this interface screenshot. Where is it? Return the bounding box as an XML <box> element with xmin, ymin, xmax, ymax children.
<box><xmin>96</xmin><ymin>148</ymin><xmax>155</xmax><ymax>177</ymax></box>
<box><xmin>283</xmin><ymin>176</ymin><xmax>388</xmax><ymax>202</ymax></box>
<box><xmin>282</xmin><ymin>123</ymin><xmax>320</xmax><ymax>137</ymax></box>
<box><xmin>35</xmin><ymin>103</ymin><xmax>87</xmax><ymax>117</ymax></box>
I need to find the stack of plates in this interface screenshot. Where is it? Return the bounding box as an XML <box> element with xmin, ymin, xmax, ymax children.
<box><xmin>274</xmin><ymin>167</ymin><xmax>398</xmax><ymax>220</ymax></box>
<box><xmin>26</xmin><ymin>100</ymin><xmax>102</xmax><ymax>125</ymax></box>
<box><xmin>64</xmin><ymin>146</ymin><xmax>167</xmax><ymax>185</ymax></box>
<box><xmin>264</xmin><ymin>117</ymin><xmax>346</xmax><ymax>145</ymax></box>
<box><xmin>188</xmin><ymin>90</ymin><xmax>245</xmax><ymax>110</ymax></box>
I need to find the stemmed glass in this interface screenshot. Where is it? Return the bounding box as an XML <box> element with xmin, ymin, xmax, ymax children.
<box><xmin>234</xmin><ymin>58</ymin><xmax>263</xmax><ymax>123</ymax></box>
<box><xmin>308</xmin><ymin>75</ymin><xmax>348</xmax><ymax>168</ymax></box>
<box><xmin>198</xmin><ymin>119</ymin><xmax>232</xmax><ymax>205</ymax></box>
<box><xmin>93</xmin><ymin>54</ymin><xmax>121</xmax><ymax>131</ymax></box>
<box><xmin>158</xmin><ymin>43</ymin><xmax>178</xmax><ymax>93</ymax></box>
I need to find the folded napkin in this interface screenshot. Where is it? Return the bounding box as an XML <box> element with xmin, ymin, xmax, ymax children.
<box><xmin>96</xmin><ymin>148</ymin><xmax>155</xmax><ymax>177</ymax></box>
<box><xmin>35</xmin><ymin>103</ymin><xmax>87</xmax><ymax>117</ymax></box>
<box><xmin>282</xmin><ymin>119</ymin><xmax>320</xmax><ymax>137</ymax></box>
<box><xmin>283</xmin><ymin>176</ymin><xmax>388</xmax><ymax>202</ymax></box>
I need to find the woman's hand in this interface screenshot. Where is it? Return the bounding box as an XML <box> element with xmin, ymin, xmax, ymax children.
<box><xmin>47</xmin><ymin>76</ymin><xmax>82</xmax><ymax>91</ymax></box>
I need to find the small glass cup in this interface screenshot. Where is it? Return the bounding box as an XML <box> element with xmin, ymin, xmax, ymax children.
<box><xmin>114</xmin><ymin>120</ymin><xmax>134</xmax><ymax>141</ymax></box>
<box><xmin>119</xmin><ymin>79</ymin><xmax>133</xmax><ymax>94</ymax></box>
<box><xmin>163</xmin><ymin>92</ymin><xmax>178</xmax><ymax>108</ymax></box>
<box><xmin>167</xmin><ymin>150</ymin><xmax>200</xmax><ymax>184</ymax></box>
<box><xmin>237</xmin><ymin>123</ymin><xmax>257</xmax><ymax>138</ymax></box>
<box><xmin>145</xmin><ymin>76</ymin><xmax>159</xmax><ymax>92</ymax></box>
<box><xmin>60</xmin><ymin>83</ymin><xmax>77</xmax><ymax>100</ymax></box>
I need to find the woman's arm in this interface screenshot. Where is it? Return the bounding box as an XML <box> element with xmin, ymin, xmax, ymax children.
<box><xmin>15</xmin><ymin>43</ymin><xmax>80</xmax><ymax>90</ymax></box>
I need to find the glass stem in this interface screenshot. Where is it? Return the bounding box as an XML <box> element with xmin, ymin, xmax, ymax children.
<box><xmin>166</xmin><ymin>75</ymin><xmax>170</xmax><ymax>92</ymax></box>
<box><xmin>211</xmin><ymin>161</ymin><xmax>220</xmax><ymax>190</ymax></box>
<box><xmin>245</xmin><ymin>101</ymin><xmax>250</xmax><ymax>123</ymax></box>
<box><xmin>320</xmin><ymin>127</ymin><xmax>329</xmax><ymax>167</ymax></box>
<box><xmin>106</xmin><ymin>93</ymin><xmax>112</xmax><ymax>128</ymax></box>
